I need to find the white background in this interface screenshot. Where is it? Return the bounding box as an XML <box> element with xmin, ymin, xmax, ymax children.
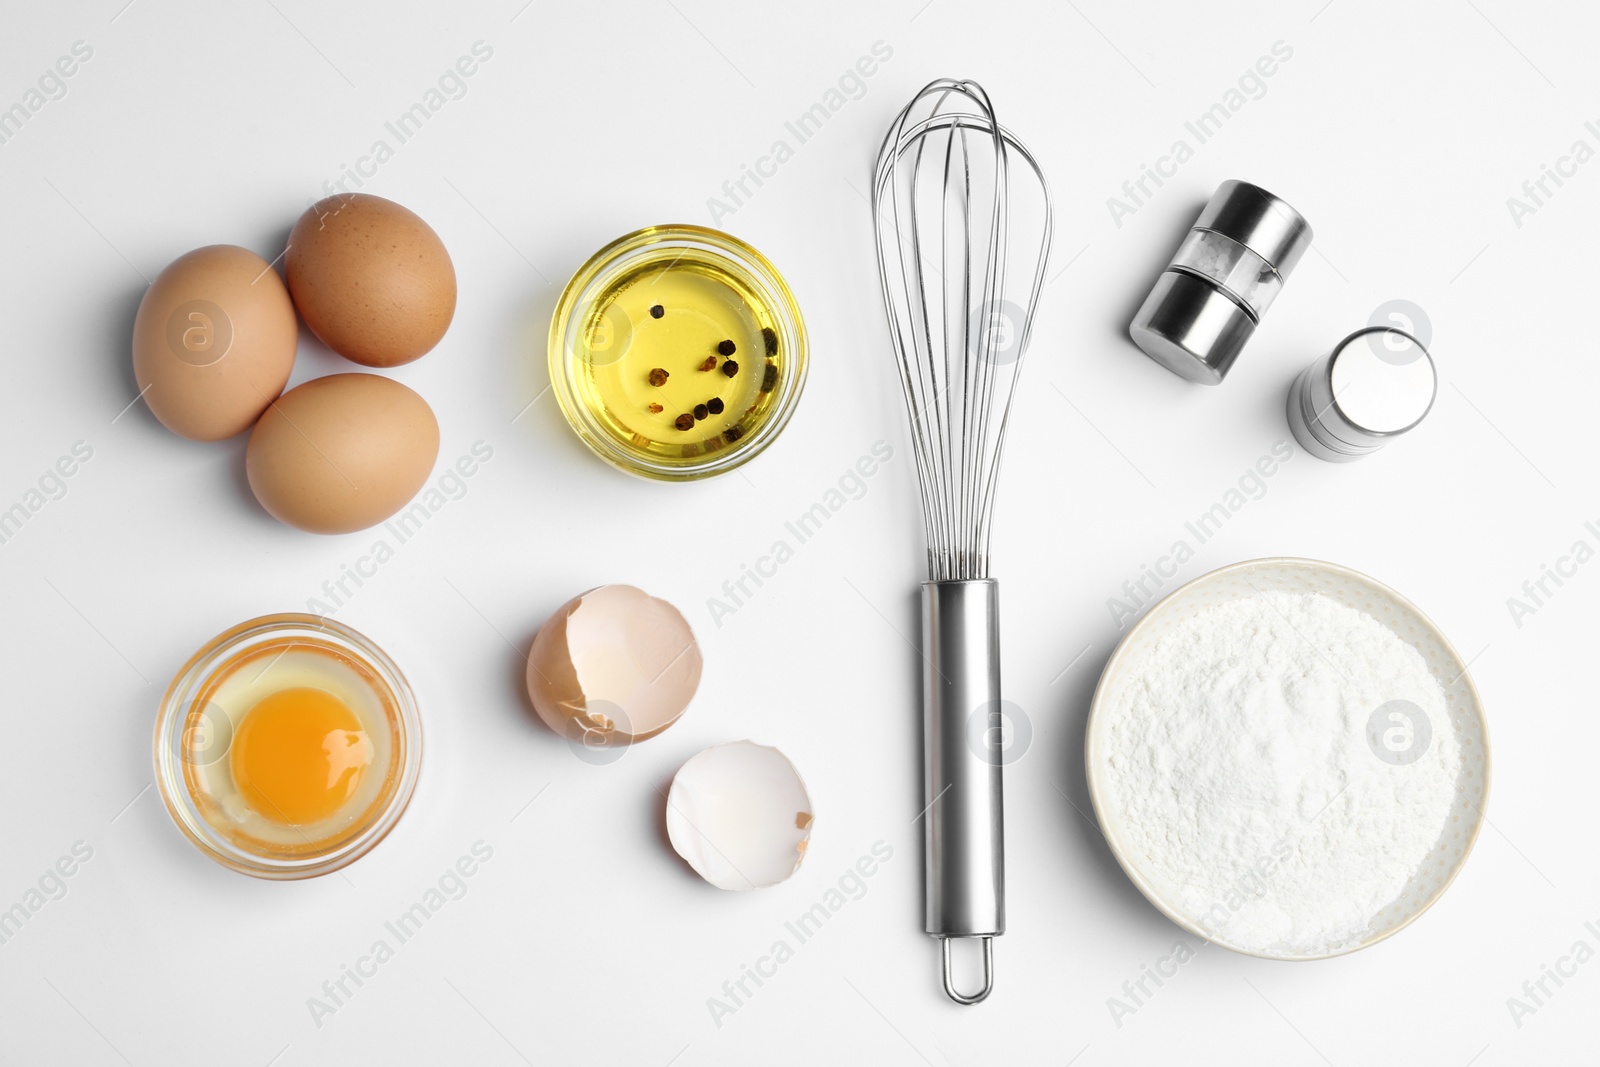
<box><xmin>2</xmin><ymin>0</ymin><xmax>1596</xmax><ymax>1063</ymax></box>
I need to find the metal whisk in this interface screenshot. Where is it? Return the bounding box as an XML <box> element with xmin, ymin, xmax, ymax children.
<box><xmin>872</xmin><ymin>78</ymin><xmax>1051</xmax><ymax>1004</ymax></box>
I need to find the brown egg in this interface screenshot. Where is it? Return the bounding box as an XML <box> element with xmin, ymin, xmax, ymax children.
<box><xmin>286</xmin><ymin>194</ymin><xmax>456</xmax><ymax>367</ymax></box>
<box><xmin>131</xmin><ymin>245</ymin><xmax>298</xmax><ymax>441</ymax></box>
<box><xmin>246</xmin><ymin>374</ymin><xmax>440</xmax><ymax>534</ymax></box>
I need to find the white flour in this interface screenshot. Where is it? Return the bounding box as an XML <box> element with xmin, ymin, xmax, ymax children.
<box><xmin>1100</xmin><ymin>590</ymin><xmax>1460</xmax><ymax>956</ymax></box>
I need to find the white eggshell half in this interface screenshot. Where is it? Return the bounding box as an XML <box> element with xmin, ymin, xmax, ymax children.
<box><xmin>666</xmin><ymin>741</ymin><xmax>813</xmax><ymax>890</ymax></box>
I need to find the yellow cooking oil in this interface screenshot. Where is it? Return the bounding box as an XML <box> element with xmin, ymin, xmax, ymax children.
<box><xmin>569</xmin><ymin>248</ymin><xmax>786</xmax><ymax>466</ymax></box>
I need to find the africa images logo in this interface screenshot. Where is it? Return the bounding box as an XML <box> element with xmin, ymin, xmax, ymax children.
<box><xmin>166</xmin><ymin>300</ymin><xmax>233</xmax><ymax>367</ymax></box>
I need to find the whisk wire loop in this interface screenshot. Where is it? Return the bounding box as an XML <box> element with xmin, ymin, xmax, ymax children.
<box><xmin>872</xmin><ymin>80</ymin><xmax>1052</xmax><ymax>582</ymax></box>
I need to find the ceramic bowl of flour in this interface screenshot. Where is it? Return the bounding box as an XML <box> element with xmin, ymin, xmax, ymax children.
<box><xmin>1084</xmin><ymin>557</ymin><xmax>1489</xmax><ymax>960</ymax></box>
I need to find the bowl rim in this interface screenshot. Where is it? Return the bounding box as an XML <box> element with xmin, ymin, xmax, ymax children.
<box><xmin>152</xmin><ymin>612</ymin><xmax>423</xmax><ymax>880</ymax></box>
<box><xmin>1083</xmin><ymin>556</ymin><xmax>1491</xmax><ymax>960</ymax></box>
<box><xmin>546</xmin><ymin>223</ymin><xmax>809</xmax><ymax>482</ymax></box>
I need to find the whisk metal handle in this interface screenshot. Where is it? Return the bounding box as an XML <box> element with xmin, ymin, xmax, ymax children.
<box><xmin>921</xmin><ymin>579</ymin><xmax>1005</xmax><ymax>1003</ymax></box>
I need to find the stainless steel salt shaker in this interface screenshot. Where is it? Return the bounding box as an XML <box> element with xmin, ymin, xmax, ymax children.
<box><xmin>1286</xmin><ymin>326</ymin><xmax>1437</xmax><ymax>461</ymax></box>
<box><xmin>1129</xmin><ymin>180</ymin><xmax>1313</xmax><ymax>385</ymax></box>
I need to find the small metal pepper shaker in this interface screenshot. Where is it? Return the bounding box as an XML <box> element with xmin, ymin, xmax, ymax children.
<box><xmin>1129</xmin><ymin>180</ymin><xmax>1313</xmax><ymax>385</ymax></box>
<box><xmin>1286</xmin><ymin>326</ymin><xmax>1437</xmax><ymax>461</ymax></box>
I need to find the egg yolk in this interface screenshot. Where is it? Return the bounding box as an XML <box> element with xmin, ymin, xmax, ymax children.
<box><xmin>230</xmin><ymin>687</ymin><xmax>373</xmax><ymax>825</ymax></box>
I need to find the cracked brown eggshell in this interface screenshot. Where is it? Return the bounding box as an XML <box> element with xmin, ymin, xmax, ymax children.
<box><xmin>525</xmin><ymin>585</ymin><xmax>702</xmax><ymax>749</ymax></box>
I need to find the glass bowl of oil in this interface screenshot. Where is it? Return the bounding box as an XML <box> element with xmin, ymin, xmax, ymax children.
<box><xmin>153</xmin><ymin>614</ymin><xmax>422</xmax><ymax>879</ymax></box>
<box><xmin>549</xmin><ymin>225</ymin><xmax>808</xmax><ymax>480</ymax></box>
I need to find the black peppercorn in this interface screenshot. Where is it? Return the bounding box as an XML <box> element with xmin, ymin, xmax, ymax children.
<box><xmin>707</xmin><ymin>397</ymin><xmax>725</xmax><ymax>415</ymax></box>
<box><xmin>762</xmin><ymin>326</ymin><xmax>778</xmax><ymax>355</ymax></box>
<box><xmin>649</xmin><ymin>304</ymin><xmax>664</xmax><ymax>319</ymax></box>
<box><xmin>721</xmin><ymin>360</ymin><xmax>739</xmax><ymax>378</ymax></box>
<box><xmin>717</xmin><ymin>339</ymin><xmax>736</xmax><ymax>356</ymax></box>
<box><xmin>674</xmin><ymin>413</ymin><xmax>694</xmax><ymax>431</ymax></box>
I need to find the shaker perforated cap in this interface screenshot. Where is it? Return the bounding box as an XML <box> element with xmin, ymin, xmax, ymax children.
<box><xmin>1287</xmin><ymin>327</ymin><xmax>1437</xmax><ymax>461</ymax></box>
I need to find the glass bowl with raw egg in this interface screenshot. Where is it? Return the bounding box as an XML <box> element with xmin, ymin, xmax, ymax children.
<box><xmin>153</xmin><ymin>614</ymin><xmax>422</xmax><ymax>879</ymax></box>
<box><xmin>549</xmin><ymin>224</ymin><xmax>808</xmax><ymax>481</ymax></box>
